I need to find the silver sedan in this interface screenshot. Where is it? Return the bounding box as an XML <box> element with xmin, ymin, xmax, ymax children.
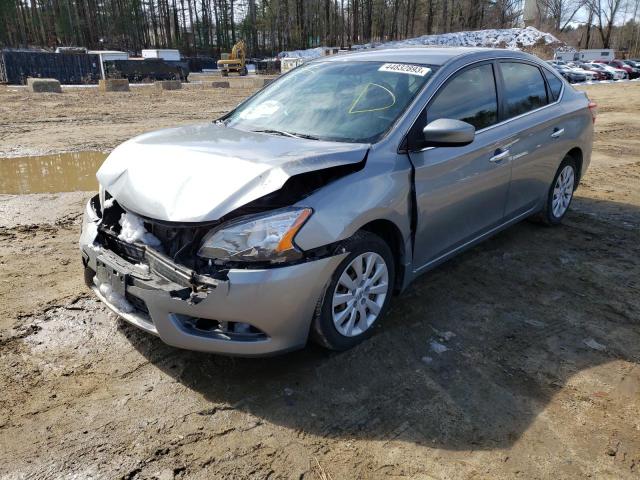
<box><xmin>79</xmin><ymin>47</ymin><xmax>595</xmax><ymax>355</ymax></box>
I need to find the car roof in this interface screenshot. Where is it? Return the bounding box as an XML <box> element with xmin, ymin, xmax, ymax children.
<box><xmin>312</xmin><ymin>47</ymin><xmax>525</xmax><ymax>66</ymax></box>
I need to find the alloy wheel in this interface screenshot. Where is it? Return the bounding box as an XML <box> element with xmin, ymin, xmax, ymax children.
<box><xmin>552</xmin><ymin>165</ymin><xmax>575</xmax><ymax>218</ymax></box>
<box><xmin>331</xmin><ymin>252</ymin><xmax>389</xmax><ymax>337</ymax></box>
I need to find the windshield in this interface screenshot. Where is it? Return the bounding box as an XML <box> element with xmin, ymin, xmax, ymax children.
<box><xmin>225</xmin><ymin>61</ymin><xmax>435</xmax><ymax>143</ymax></box>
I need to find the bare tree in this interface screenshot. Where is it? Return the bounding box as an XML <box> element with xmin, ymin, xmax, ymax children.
<box><xmin>587</xmin><ymin>0</ymin><xmax>627</xmax><ymax>48</ymax></box>
<box><xmin>537</xmin><ymin>0</ymin><xmax>586</xmax><ymax>31</ymax></box>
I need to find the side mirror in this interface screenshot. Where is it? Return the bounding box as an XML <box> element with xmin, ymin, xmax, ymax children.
<box><xmin>422</xmin><ymin>118</ymin><xmax>475</xmax><ymax>147</ymax></box>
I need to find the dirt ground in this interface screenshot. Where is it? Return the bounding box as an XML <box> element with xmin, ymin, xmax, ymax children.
<box><xmin>0</xmin><ymin>84</ymin><xmax>257</xmax><ymax>158</ymax></box>
<box><xmin>0</xmin><ymin>82</ymin><xmax>638</xmax><ymax>479</ymax></box>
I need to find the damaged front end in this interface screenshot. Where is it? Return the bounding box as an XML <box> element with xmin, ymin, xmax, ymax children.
<box><xmin>80</xmin><ymin>195</ymin><xmax>229</xmax><ymax>337</ymax></box>
<box><xmin>79</xmin><ymin>189</ymin><xmax>349</xmax><ymax>355</ymax></box>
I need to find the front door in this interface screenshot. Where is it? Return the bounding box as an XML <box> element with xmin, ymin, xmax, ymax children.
<box><xmin>407</xmin><ymin>62</ymin><xmax>513</xmax><ymax>270</ymax></box>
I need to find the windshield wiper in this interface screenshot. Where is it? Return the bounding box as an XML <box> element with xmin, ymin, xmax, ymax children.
<box><xmin>252</xmin><ymin>129</ymin><xmax>320</xmax><ymax>141</ymax></box>
<box><xmin>291</xmin><ymin>132</ymin><xmax>321</xmax><ymax>141</ymax></box>
<box><xmin>252</xmin><ymin>129</ymin><xmax>297</xmax><ymax>138</ymax></box>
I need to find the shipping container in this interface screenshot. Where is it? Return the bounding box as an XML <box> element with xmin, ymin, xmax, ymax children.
<box><xmin>255</xmin><ymin>59</ymin><xmax>281</xmax><ymax>75</ymax></box>
<box><xmin>104</xmin><ymin>58</ymin><xmax>189</xmax><ymax>82</ymax></box>
<box><xmin>183</xmin><ymin>56</ymin><xmax>217</xmax><ymax>72</ymax></box>
<box><xmin>0</xmin><ymin>50</ymin><xmax>101</xmax><ymax>85</ymax></box>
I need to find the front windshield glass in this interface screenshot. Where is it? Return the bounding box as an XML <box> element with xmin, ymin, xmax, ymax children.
<box><xmin>225</xmin><ymin>61</ymin><xmax>435</xmax><ymax>143</ymax></box>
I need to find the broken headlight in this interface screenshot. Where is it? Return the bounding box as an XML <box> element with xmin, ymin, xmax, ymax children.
<box><xmin>198</xmin><ymin>208</ymin><xmax>312</xmax><ymax>263</ymax></box>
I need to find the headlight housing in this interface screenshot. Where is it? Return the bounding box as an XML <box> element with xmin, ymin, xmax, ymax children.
<box><xmin>198</xmin><ymin>208</ymin><xmax>312</xmax><ymax>263</ymax></box>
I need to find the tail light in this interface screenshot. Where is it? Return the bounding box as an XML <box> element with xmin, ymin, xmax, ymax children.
<box><xmin>588</xmin><ymin>100</ymin><xmax>598</xmax><ymax>124</ymax></box>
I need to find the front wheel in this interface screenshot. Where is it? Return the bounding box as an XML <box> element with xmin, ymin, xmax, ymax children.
<box><xmin>537</xmin><ymin>156</ymin><xmax>577</xmax><ymax>225</ymax></box>
<box><xmin>311</xmin><ymin>231</ymin><xmax>395</xmax><ymax>351</ymax></box>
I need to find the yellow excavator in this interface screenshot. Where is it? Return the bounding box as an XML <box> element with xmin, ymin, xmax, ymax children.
<box><xmin>217</xmin><ymin>40</ymin><xmax>248</xmax><ymax>76</ymax></box>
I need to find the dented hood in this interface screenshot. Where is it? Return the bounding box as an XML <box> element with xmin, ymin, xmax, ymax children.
<box><xmin>97</xmin><ymin>123</ymin><xmax>369</xmax><ymax>222</ymax></box>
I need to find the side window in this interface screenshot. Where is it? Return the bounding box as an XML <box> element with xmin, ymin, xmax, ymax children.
<box><xmin>427</xmin><ymin>63</ymin><xmax>498</xmax><ymax>130</ymax></box>
<box><xmin>500</xmin><ymin>62</ymin><xmax>548</xmax><ymax>118</ymax></box>
<box><xmin>543</xmin><ymin>69</ymin><xmax>563</xmax><ymax>101</ymax></box>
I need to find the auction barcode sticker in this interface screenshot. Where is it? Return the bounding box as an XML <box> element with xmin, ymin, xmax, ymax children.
<box><xmin>378</xmin><ymin>63</ymin><xmax>431</xmax><ymax>76</ymax></box>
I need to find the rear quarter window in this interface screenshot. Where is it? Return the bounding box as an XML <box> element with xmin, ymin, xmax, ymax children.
<box><xmin>543</xmin><ymin>69</ymin><xmax>563</xmax><ymax>101</ymax></box>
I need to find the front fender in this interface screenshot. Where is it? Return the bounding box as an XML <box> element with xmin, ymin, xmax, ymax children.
<box><xmin>294</xmin><ymin>154</ymin><xmax>413</xmax><ymax>255</ymax></box>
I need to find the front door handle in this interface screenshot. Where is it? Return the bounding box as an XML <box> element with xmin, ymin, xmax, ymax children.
<box><xmin>490</xmin><ymin>149</ymin><xmax>510</xmax><ymax>163</ymax></box>
<box><xmin>551</xmin><ymin>128</ymin><xmax>565</xmax><ymax>138</ymax></box>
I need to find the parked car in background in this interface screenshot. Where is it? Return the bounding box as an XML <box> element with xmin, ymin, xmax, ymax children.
<box><xmin>621</xmin><ymin>60</ymin><xmax>640</xmax><ymax>78</ymax></box>
<box><xmin>588</xmin><ymin>62</ymin><xmax>627</xmax><ymax>80</ymax></box>
<box><xmin>594</xmin><ymin>61</ymin><xmax>629</xmax><ymax>80</ymax></box>
<box><xmin>573</xmin><ymin>62</ymin><xmax>609</xmax><ymax>81</ymax></box>
<box><xmin>583</xmin><ymin>62</ymin><xmax>615</xmax><ymax>80</ymax></box>
<box><xmin>605</xmin><ymin>60</ymin><xmax>639</xmax><ymax>79</ymax></box>
<box><xmin>550</xmin><ymin>63</ymin><xmax>586</xmax><ymax>83</ymax></box>
<box><xmin>566</xmin><ymin>63</ymin><xmax>596</xmax><ymax>81</ymax></box>
<box><xmin>80</xmin><ymin>48</ymin><xmax>595</xmax><ymax>356</ymax></box>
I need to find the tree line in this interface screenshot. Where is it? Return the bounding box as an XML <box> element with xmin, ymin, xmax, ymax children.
<box><xmin>1</xmin><ymin>0</ymin><xmax>640</xmax><ymax>57</ymax></box>
<box><xmin>531</xmin><ymin>0</ymin><xmax>640</xmax><ymax>50</ymax></box>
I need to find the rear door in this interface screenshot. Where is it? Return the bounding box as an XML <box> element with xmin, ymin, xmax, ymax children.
<box><xmin>497</xmin><ymin>61</ymin><xmax>564</xmax><ymax>218</ymax></box>
<box><xmin>408</xmin><ymin>62</ymin><xmax>513</xmax><ymax>270</ymax></box>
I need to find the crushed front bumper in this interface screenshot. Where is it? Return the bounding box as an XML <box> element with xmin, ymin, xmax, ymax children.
<box><xmin>80</xmin><ymin>202</ymin><xmax>346</xmax><ymax>356</ymax></box>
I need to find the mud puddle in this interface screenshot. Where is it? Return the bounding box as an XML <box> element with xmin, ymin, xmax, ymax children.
<box><xmin>0</xmin><ymin>151</ymin><xmax>107</xmax><ymax>194</ymax></box>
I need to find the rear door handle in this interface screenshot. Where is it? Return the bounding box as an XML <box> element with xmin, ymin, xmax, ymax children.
<box><xmin>551</xmin><ymin>128</ymin><xmax>565</xmax><ymax>138</ymax></box>
<box><xmin>490</xmin><ymin>149</ymin><xmax>510</xmax><ymax>163</ymax></box>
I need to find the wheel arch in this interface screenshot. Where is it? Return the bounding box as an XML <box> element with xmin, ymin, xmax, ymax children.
<box><xmin>358</xmin><ymin>219</ymin><xmax>406</xmax><ymax>293</ymax></box>
<box><xmin>566</xmin><ymin>146</ymin><xmax>583</xmax><ymax>185</ymax></box>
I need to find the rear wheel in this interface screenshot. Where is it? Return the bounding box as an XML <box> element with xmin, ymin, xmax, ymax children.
<box><xmin>311</xmin><ymin>231</ymin><xmax>395</xmax><ymax>351</ymax></box>
<box><xmin>537</xmin><ymin>156</ymin><xmax>577</xmax><ymax>225</ymax></box>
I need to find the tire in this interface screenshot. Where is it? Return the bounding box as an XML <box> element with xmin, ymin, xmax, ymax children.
<box><xmin>536</xmin><ymin>156</ymin><xmax>578</xmax><ymax>225</ymax></box>
<box><xmin>221</xmin><ymin>70</ymin><xmax>228</xmax><ymax>77</ymax></box>
<box><xmin>310</xmin><ymin>231</ymin><xmax>395</xmax><ymax>351</ymax></box>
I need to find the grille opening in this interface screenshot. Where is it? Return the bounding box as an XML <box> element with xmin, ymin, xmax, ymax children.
<box><xmin>125</xmin><ymin>292</ymin><xmax>150</xmax><ymax>316</ymax></box>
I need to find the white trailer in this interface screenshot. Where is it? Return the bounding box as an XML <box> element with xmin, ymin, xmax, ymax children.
<box><xmin>554</xmin><ymin>50</ymin><xmax>579</xmax><ymax>62</ymax></box>
<box><xmin>88</xmin><ymin>50</ymin><xmax>130</xmax><ymax>79</ymax></box>
<box><xmin>88</xmin><ymin>50</ymin><xmax>129</xmax><ymax>62</ymax></box>
<box><xmin>556</xmin><ymin>49</ymin><xmax>616</xmax><ymax>62</ymax></box>
<box><xmin>577</xmin><ymin>49</ymin><xmax>615</xmax><ymax>62</ymax></box>
<box><xmin>141</xmin><ymin>49</ymin><xmax>181</xmax><ymax>61</ymax></box>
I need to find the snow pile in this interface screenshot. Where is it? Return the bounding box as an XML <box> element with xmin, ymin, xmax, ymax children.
<box><xmin>279</xmin><ymin>26</ymin><xmax>563</xmax><ymax>60</ymax></box>
<box><xmin>279</xmin><ymin>46</ymin><xmax>326</xmax><ymax>59</ymax></box>
<box><xmin>118</xmin><ymin>212</ymin><xmax>162</xmax><ymax>248</ymax></box>
<box><xmin>555</xmin><ymin>45</ymin><xmax>577</xmax><ymax>53</ymax></box>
